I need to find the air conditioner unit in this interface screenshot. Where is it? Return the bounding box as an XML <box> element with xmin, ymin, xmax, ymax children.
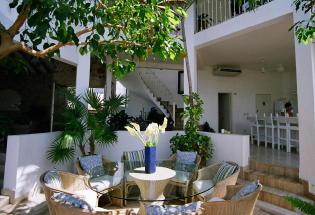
<box><xmin>213</xmin><ymin>66</ymin><xmax>242</xmax><ymax>76</ymax></box>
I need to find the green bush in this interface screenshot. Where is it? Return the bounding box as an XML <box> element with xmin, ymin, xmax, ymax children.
<box><xmin>170</xmin><ymin>93</ymin><xmax>214</xmax><ymax>163</ymax></box>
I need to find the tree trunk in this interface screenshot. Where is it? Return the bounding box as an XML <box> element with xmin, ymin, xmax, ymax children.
<box><xmin>79</xmin><ymin>144</ymin><xmax>87</xmax><ymax>156</ymax></box>
<box><xmin>89</xmin><ymin>136</ymin><xmax>96</xmax><ymax>155</ymax></box>
<box><xmin>181</xmin><ymin>21</ymin><xmax>194</xmax><ymax>107</ymax></box>
<box><xmin>0</xmin><ymin>26</ymin><xmax>20</xmax><ymax>59</ymax></box>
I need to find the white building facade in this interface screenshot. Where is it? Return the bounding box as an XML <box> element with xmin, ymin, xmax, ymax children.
<box><xmin>184</xmin><ymin>0</ymin><xmax>315</xmax><ymax>193</ymax></box>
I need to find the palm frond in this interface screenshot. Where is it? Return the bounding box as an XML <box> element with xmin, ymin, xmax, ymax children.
<box><xmin>92</xmin><ymin>126</ymin><xmax>117</xmax><ymax>147</ymax></box>
<box><xmin>47</xmin><ymin>140</ymin><xmax>76</xmax><ymax>164</ymax></box>
<box><xmin>84</xmin><ymin>89</ymin><xmax>102</xmax><ymax>110</ymax></box>
<box><xmin>284</xmin><ymin>196</ymin><xmax>315</xmax><ymax>215</ymax></box>
<box><xmin>103</xmin><ymin>95</ymin><xmax>127</xmax><ymax>115</ymax></box>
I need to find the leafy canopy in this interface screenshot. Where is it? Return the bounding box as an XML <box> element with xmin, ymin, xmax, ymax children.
<box><xmin>3</xmin><ymin>0</ymin><xmax>187</xmax><ymax>79</ymax></box>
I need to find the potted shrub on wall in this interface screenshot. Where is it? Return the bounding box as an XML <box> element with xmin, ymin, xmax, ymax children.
<box><xmin>47</xmin><ymin>89</ymin><xmax>126</xmax><ymax>163</ymax></box>
<box><xmin>170</xmin><ymin>93</ymin><xmax>214</xmax><ymax>165</ymax></box>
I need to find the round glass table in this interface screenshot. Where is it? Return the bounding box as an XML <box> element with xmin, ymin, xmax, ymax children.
<box><xmin>87</xmin><ymin>160</ymin><xmax>214</xmax><ymax>204</ymax></box>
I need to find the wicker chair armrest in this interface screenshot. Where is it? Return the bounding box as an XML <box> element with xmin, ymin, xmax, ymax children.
<box><xmin>196</xmin><ymin>164</ymin><xmax>219</xmax><ymax>180</ymax></box>
<box><xmin>224</xmin><ymin>185</ymin><xmax>244</xmax><ymax>199</ymax></box>
<box><xmin>102</xmin><ymin>157</ymin><xmax>112</xmax><ymax>164</ymax></box>
<box><xmin>169</xmin><ymin>154</ymin><xmax>176</xmax><ymax>161</ymax></box>
<box><xmin>59</xmin><ymin>171</ymin><xmax>89</xmax><ymax>191</ymax></box>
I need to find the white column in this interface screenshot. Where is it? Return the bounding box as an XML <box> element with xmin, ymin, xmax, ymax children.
<box><xmin>184</xmin><ymin>3</ymin><xmax>198</xmax><ymax>95</ymax></box>
<box><xmin>294</xmin><ymin>12</ymin><xmax>315</xmax><ymax>193</ymax></box>
<box><xmin>75</xmin><ymin>53</ymin><xmax>91</xmax><ymax>99</ymax></box>
<box><xmin>105</xmin><ymin>69</ymin><xmax>113</xmax><ymax>99</ymax></box>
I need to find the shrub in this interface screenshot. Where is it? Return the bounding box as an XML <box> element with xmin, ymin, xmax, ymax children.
<box><xmin>170</xmin><ymin>93</ymin><xmax>214</xmax><ymax>164</ymax></box>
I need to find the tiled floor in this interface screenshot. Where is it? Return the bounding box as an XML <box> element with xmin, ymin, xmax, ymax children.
<box><xmin>250</xmin><ymin>144</ymin><xmax>299</xmax><ymax>169</ymax></box>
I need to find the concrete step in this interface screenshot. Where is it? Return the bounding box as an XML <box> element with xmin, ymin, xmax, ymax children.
<box><xmin>241</xmin><ymin>169</ymin><xmax>305</xmax><ymax>195</ymax></box>
<box><xmin>238</xmin><ymin>178</ymin><xmax>313</xmax><ymax>211</ymax></box>
<box><xmin>0</xmin><ymin>195</ymin><xmax>9</xmax><ymax>208</ymax></box>
<box><xmin>249</xmin><ymin>160</ymin><xmax>299</xmax><ymax>180</ymax></box>
<box><xmin>256</xmin><ymin>200</ymin><xmax>302</xmax><ymax>215</ymax></box>
<box><xmin>0</xmin><ymin>194</ymin><xmax>48</xmax><ymax>215</ymax></box>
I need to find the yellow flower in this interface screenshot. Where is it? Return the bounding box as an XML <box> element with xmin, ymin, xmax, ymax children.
<box><xmin>125</xmin><ymin>126</ymin><xmax>137</xmax><ymax>136</ymax></box>
<box><xmin>159</xmin><ymin>118</ymin><xmax>168</xmax><ymax>133</ymax></box>
<box><xmin>130</xmin><ymin>122</ymin><xmax>140</xmax><ymax>132</ymax></box>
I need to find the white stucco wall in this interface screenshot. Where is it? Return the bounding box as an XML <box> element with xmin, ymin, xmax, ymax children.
<box><xmin>198</xmin><ymin>68</ymin><xmax>297</xmax><ymax>134</ymax></box>
<box><xmin>3</xmin><ymin>131</ymin><xmax>249</xmax><ymax>201</ymax></box>
<box><xmin>293</xmin><ymin>11</ymin><xmax>315</xmax><ymax>194</ymax></box>
<box><xmin>147</xmin><ymin>69</ymin><xmax>184</xmax><ymax>108</ymax></box>
<box><xmin>3</xmin><ymin>132</ymin><xmax>73</xmax><ymax>201</ymax></box>
<box><xmin>125</xmin><ymin>91</ymin><xmax>158</xmax><ymax>118</ymax></box>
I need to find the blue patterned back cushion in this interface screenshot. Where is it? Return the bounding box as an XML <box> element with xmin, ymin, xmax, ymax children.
<box><xmin>176</xmin><ymin>150</ymin><xmax>197</xmax><ymax>164</ymax></box>
<box><xmin>123</xmin><ymin>149</ymin><xmax>145</xmax><ymax>170</ymax></box>
<box><xmin>79</xmin><ymin>155</ymin><xmax>104</xmax><ymax>174</ymax></box>
<box><xmin>231</xmin><ymin>180</ymin><xmax>259</xmax><ymax>200</ymax></box>
<box><xmin>213</xmin><ymin>162</ymin><xmax>238</xmax><ymax>184</ymax></box>
<box><xmin>53</xmin><ymin>192</ymin><xmax>93</xmax><ymax>211</ymax></box>
<box><xmin>145</xmin><ymin>201</ymin><xmax>201</xmax><ymax>215</ymax></box>
<box><xmin>44</xmin><ymin>170</ymin><xmax>63</xmax><ymax>189</ymax></box>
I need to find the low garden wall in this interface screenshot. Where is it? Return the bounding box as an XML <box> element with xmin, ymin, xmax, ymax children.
<box><xmin>3</xmin><ymin>131</ymin><xmax>249</xmax><ymax>202</ymax></box>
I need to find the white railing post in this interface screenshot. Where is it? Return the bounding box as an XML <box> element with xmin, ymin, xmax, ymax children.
<box><xmin>173</xmin><ymin>102</ymin><xmax>176</xmax><ymax>125</ymax></box>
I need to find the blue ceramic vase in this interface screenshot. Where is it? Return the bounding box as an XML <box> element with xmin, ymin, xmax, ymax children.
<box><xmin>145</xmin><ymin>146</ymin><xmax>156</xmax><ymax>173</ymax></box>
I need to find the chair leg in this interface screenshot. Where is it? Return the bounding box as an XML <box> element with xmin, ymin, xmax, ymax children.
<box><xmin>250</xmin><ymin>127</ymin><xmax>254</xmax><ymax>145</ymax></box>
<box><xmin>287</xmin><ymin>129</ymin><xmax>291</xmax><ymax>153</ymax></box>
<box><xmin>265</xmin><ymin>127</ymin><xmax>267</xmax><ymax>147</ymax></box>
<box><xmin>257</xmin><ymin>126</ymin><xmax>260</xmax><ymax>147</ymax></box>
<box><xmin>272</xmin><ymin>128</ymin><xmax>275</xmax><ymax>149</ymax></box>
<box><xmin>277</xmin><ymin>128</ymin><xmax>280</xmax><ymax>150</ymax></box>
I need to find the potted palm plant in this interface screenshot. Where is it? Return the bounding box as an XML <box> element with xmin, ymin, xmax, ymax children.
<box><xmin>47</xmin><ymin>89</ymin><xmax>126</xmax><ymax>163</ymax></box>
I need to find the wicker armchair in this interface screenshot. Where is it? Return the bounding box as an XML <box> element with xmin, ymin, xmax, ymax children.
<box><xmin>194</xmin><ymin>161</ymin><xmax>240</xmax><ymax>202</ymax></box>
<box><xmin>168</xmin><ymin>154</ymin><xmax>201</xmax><ymax>202</ymax></box>
<box><xmin>121</xmin><ymin>150</ymin><xmax>145</xmax><ymax>205</ymax></box>
<box><xmin>50</xmin><ymin>197</ymin><xmax>135</xmax><ymax>215</ymax></box>
<box><xmin>75</xmin><ymin>157</ymin><xmax>124</xmax><ymax>207</ymax></box>
<box><xmin>40</xmin><ymin>170</ymin><xmax>97</xmax><ymax>215</ymax></box>
<box><xmin>201</xmin><ymin>184</ymin><xmax>263</xmax><ymax>215</ymax></box>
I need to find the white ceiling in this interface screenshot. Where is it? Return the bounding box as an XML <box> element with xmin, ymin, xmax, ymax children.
<box><xmin>197</xmin><ymin>14</ymin><xmax>296</xmax><ymax>73</ymax></box>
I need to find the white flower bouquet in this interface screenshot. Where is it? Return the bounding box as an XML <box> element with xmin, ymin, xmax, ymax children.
<box><xmin>125</xmin><ymin>118</ymin><xmax>167</xmax><ymax>147</ymax></box>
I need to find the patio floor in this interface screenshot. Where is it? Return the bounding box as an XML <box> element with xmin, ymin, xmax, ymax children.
<box><xmin>0</xmin><ymin>197</ymin><xmax>282</xmax><ymax>215</ymax></box>
<box><xmin>250</xmin><ymin>144</ymin><xmax>299</xmax><ymax>169</ymax></box>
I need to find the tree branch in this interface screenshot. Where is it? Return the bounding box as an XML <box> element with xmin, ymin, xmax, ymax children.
<box><xmin>18</xmin><ymin>39</ymin><xmax>143</xmax><ymax>58</ymax></box>
<box><xmin>76</xmin><ymin>23</ymin><xmax>126</xmax><ymax>37</ymax></box>
<box><xmin>8</xmin><ymin>5</ymin><xmax>30</xmax><ymax>37</ymax></box>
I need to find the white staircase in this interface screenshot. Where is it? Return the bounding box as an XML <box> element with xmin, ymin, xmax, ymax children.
<box><xmin>137</xmin><ymin>71</ymin><xmax>176</xmax><ymax>119</ymax></box>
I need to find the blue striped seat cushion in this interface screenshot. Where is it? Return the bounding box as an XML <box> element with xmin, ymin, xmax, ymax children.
<box><xmin>123</xmin><ymin>149</ymin><xmax>145</xmax><ymax>170</ymax></box>
<box><xmin>176</xmin><ymin>150</ymin><xmax>197</xmax><ymax>164</ymax></box>
<box><xmin>53</xmin><ymin>192</ymin><xmax>93</xmax><ymax>211</ymax></box>
<box><xmin>79</xmin><ymin>155</ymin><xmax>104</xmax><ymax>175</ymax></box>
<box><xmin>213</xmin><ymin>162</ymin><xmax>238</xmax><ymax>184</ymax></box>
<box><xmin>44</xmin><ymin>170</ymin><xmax>63</xmax><ymax>189</ymax></box>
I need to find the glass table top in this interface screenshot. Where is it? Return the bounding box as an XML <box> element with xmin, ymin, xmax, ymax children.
<box><xmin>87</xmin><ymin>160</ymin><xmax>214</xmax><ymax>202</ymax></box>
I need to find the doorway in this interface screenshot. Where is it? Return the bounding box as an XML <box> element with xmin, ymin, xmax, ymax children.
<box><xmin>256</xmin><ymin>94</ymin><xmax>272</xmax><ymax>115</ymax></box>
<box><xmin>218</xmin><ymin>93</ymin><xmax>232</xmax><ymax>131</ymax></box>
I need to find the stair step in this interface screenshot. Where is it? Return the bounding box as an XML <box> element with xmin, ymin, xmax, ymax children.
<box><xmin>0</xmin><ymin>195</ymin><xmax>10</xmax><ymax>208</ymax></box>
<box><xmin>242</xmin><ymin>169</ymin><xmax>304</xmax><ymax>195</ymax></box>
<box><xmin>238</xmin><ymin>178</ymin><xmax>313</xmax><ymax>211</ymax></box>
<box><xmin>256</xmin><ymin>200</ymin><xmax>301</xmax><ymax>215</ymax></box>
<box><xmin>249</xmin><ymin>160</ymin><xmax>299</xmax><ymax>180</ymax></box>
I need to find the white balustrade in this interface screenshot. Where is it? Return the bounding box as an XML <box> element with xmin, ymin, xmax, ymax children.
<box><xmin>196</xmin><ymin>0</ymin><xmax>274</xmax><ymax>32</ymax></box>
